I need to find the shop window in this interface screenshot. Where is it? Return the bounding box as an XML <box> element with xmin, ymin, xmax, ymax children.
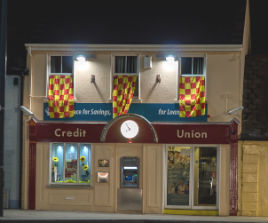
<box><xmin>166</xmin><ymin>145</ymin><xmax>218</xmax><ymax>208</ymax></box>
<box><xmin>112</xmin><ymin>55</ymin><xmax>139</xmax><ymax>98</ymax></box>
<box><xmin>50</xmin><ymin>143</ymin><xmax>91</xmax><ymax>184</ymax></box>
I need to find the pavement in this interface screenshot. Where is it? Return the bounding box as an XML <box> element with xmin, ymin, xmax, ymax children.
<box><xmin>0</xmin><ymin>209</ymin><xmax>267</xmax><ymax>223</ymax></box>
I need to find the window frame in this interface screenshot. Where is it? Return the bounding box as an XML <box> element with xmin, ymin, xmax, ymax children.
<box><xmin>111</xmin><ymin>54</ymin><xmax>140</xmax><ymax>99</ymax></box>
<box><xmin>164</xmin><ymin>144</ymin><xmax>220</xmax><ymax>210</ymax></box>
<box><xmin>49</xmin><ymin>142</ymin><xmax>92</xmax><ymax>186</ymax></box>
<box><xmin>177</xmin><ymin>55</ymin><xmax>207</xmax><ymax>101</ymax></box>
<box><xmin>46</xmin><ymin>54</ymin><xmax>74</xmax><ymax>97</ymax></box>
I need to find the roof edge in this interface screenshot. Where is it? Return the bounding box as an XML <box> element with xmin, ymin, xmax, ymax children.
<box><xmin>25</xmin><ymin>44</ymin><xmax>243</xmax><ymax>52</ymax></box>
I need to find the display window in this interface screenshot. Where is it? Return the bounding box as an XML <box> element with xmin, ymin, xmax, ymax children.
<box><xmin>166</xmin><ymin>145</ymin><xmax>218</xmax><ymax>209</ymax></box>
<box><xmin>50</xmin><ymin>143</ymin><xmax>91</xmax><ymax>185</ymax></box>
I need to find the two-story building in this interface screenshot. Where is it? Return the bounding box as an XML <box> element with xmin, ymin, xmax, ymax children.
<box><xmin>18</xmin><ymin>0</ymin><xmax>265</xmax><ymax>217</ymax></box>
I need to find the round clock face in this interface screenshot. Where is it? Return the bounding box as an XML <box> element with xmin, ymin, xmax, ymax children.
<box><xmin>120</xmin><ymin>120</ymin><xmax>139</xmax><ymax>139</ymax></box>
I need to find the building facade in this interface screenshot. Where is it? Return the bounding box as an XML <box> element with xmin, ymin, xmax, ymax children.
<box><xmin>21</xmin><ymin>43</ymin><xmax>248</xmax><ymax>216</ymax></box>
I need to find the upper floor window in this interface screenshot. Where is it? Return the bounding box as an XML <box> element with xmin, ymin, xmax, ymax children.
<box><xmin>181</xmin><ymin>57</ymin><xmax>205</xmax><ymax>76</ymax></box>
<box><xmin>50</xmin><ymin>56</ymin><xmax>73</xmax><ymax>74</ymax></box>
<box><xmin>112</xmin><ymin>55</ymin><xmax>139</xmax><ymax>98</ymax></box>
<box><xmin>114</xmin><ymin>56</ymin><xmax>138</xmax><ymax>74</ymax></box>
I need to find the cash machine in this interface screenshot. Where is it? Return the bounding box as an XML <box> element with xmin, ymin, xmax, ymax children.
<box><xmin>117</xmin><ymin>157</ymin><xmax>142</xmax><ymax>212</ymax></box>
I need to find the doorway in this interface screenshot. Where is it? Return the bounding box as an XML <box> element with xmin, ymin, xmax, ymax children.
<box><xmin>166</xmin><ymin>145</ymin><xmax>219</xmax><ymax>209</ymax></box>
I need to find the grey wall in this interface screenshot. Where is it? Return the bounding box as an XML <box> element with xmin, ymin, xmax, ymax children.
<box><xmin>4</xmin><ymin>75</ymin><xmax>21</xmax><ymax>208</ymax></box>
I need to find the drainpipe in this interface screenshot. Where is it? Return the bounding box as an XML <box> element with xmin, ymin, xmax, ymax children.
<box><xmin>0</xmin><ymin>0</ymin><xmax>7</xmax><ymax>217</ymax></box>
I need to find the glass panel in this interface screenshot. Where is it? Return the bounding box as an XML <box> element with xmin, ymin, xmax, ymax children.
<box><xmin>51</xmin><ymin>143</ymin><xmax>64</xmax><ymax>183</ymax></box>
<box><xmin>194</xmin><ymin>147</ymin><xmax>217</xmax><ymax>206</ymax></box>
<box><xmin>181</xmin><ymin>57</ymin><xmax>192</xmax><ymax>74</ymax></box>
<box><xmin>79</xmin><ymin>144</ymin><xmax>91</xmax><ymax>183</ymax></box>
<box><xmin>115</xmin><ymin>56</ymin><xmax>126</xmax><ymax>73</ymax></box>
<box><xmin>62</xmin><ymin>56</ymin><xmax>73</xmax><ymax>73</ymax></box>
<box><xmin>126</xmin><ymin>56</ymin><xmax>137</xmax><ymax>73</ymax></box>
<box><xmin>167</xmin><ymin>146</ymin><xmax>190</xmax><ymax>206</ymax></box>
<box><xmin>65</xmin><ymin>144</ymin><xmax>78</xmax><ymax>183</ymax></box>
<box><xmin>51</xmin><ymin>56</ymin><xmax>61</xmax><ymax>73</ymax></box>
<box><xmin>193</xmin><ymin>57</ymin><xmax>204</xmax><ymax>74</ymax></box>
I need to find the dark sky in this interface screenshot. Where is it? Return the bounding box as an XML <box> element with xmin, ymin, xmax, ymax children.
<box><xmin>5</xmin><ymin>0</ymin><xmax>257</xmax><ymax>74</ymax></box>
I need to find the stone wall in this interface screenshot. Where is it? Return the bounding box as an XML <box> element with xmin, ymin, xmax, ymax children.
<box><xmin>242</xmin><ymin>55</ymin><xmax>268</xmax><ymax>139</ymax></box>
<box><xmin>238</xmin><ymin>141</ymin><xmax>268</xmax><ymax>216</ymax></box>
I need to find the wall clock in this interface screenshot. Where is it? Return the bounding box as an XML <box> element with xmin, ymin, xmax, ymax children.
<box><xmin>120</xmin><ymin>120</ymin><xmax>139</xmax><ymax>139</ymax></box>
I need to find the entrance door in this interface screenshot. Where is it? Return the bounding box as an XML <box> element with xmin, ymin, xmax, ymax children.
<box><xmin>166</xmin><ymin>145</ymin><xmax>218</xmax><ymax>209</ymax></box>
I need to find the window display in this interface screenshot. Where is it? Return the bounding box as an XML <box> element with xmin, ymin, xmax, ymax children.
<box><xmin>50</xmin><ymin>143</ymin><xmax>91</xmax><ymax>184</ymax></box>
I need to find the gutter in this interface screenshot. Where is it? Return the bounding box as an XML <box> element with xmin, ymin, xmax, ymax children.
<box><xmin>25</xmin><ymin>44</ymin><xmax>243</xmax><ymax>52</ymax></box>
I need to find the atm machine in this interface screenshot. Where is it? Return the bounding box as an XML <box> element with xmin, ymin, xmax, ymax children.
<box><xmin>117</xmin><ymin>157</ymin><xmax>142</xmax><ymax>212</ymax></box>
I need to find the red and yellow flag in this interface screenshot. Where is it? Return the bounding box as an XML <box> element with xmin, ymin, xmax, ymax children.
<box><xmin>112</xmin><ymin>75</ymin><xmax>137</xmax><ymax>118</ymax></box>
<box><xmin>48</xmin><ymin>75</ymin><xmax>74</xmax><ymax>118</ymax></box>
<box><xmin>179</xmin><ymin>76</ymin><xmax>205</xmax><ymax>118</ymax></box>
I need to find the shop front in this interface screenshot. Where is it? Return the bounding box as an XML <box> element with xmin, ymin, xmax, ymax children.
<box><xmin>26</xmin><ymin>114</ymin><xmax>238</xmax><ymax>215</ymax></box>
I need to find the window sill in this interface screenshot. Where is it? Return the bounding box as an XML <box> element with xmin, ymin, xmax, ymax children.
<box><xmin>47</xmin><ymin>184</ymin><xmax>92</xmax><ymax>189</ymax></box>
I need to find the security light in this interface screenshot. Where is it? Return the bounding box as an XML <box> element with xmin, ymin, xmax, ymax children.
<box><xmin>166</xmin><ymin>55</ymin><xmax>175</xmax><ymax>62</ymax></box>
<box><xmin>227</xmin><ymin>106</ymin><xmax>244</xmax><ymax>115</ymax></box>
<box><xmin>20</xmin><ymin>105</ymin><xmax>34</xmax><ymax>116</ymax></box>
<box><xmin>75</xmin><ymin>55</ymin><xmax>86</xmax><ymax>62</ymax></box>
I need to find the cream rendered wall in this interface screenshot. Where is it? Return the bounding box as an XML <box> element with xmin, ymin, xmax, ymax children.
<box><xmin>28</xmin><ymin>50</ymin><xmax>243</xmax><ymax>125</ymax></box>
<box><xmin>35</xmin><ymin>142</ymin><xmax>163</xmax><ymax>213</ymax></box>
<box><xmin>206</xmin><ymin>53</ymin><xmax>242</xmax><ymax>126</ymax></box>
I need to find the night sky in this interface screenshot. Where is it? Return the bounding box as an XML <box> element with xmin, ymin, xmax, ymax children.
<box><xmin>5</xmin><ymin>0</ymin><xmax>267</xmax><ymax>74</ymax></box>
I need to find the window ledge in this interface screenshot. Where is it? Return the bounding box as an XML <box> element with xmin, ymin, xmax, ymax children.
<box><xmin>47</xmin><ymin>184</ymin><xmax>92</xmax><ymax>189</ymax></box>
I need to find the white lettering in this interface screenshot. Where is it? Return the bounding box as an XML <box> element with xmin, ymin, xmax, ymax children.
<box><xmin>54</xmin><ymin>128</ymin><xmax>86</xmax><ymax>138</ymax></box>
<box><xmin>177</xmin><ymin>129</ymin><xmax>207</xmax><ymax>139</ymax></box>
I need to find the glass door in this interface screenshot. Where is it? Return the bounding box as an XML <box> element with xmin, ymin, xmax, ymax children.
<box><xmin>193</xmin><ymin>147</ymin><xmax>217</xmax><ymax>207</ymax></box>
<box><xmin>166</xmin><ymin>145</ymin><xmax>218</xmax><ymax>209</ymax></box>
<box><xmin>167</xmin><ymin>146</ymin><xmax>191</xmax><ymax>207</ymax></box>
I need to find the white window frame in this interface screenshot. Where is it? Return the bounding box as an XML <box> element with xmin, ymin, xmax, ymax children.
<box><xmin>46</xmin><ymin>54</ymin><xmax>74</xmax><ymax>97</ymax></box>
<box><xmin>49</xmin><ymin>142</ymin><xmax>92</xmax><ymax>186</ymax></box>
<box><xmin>111</xmin><ymin>54</ymin><xmax>140</xmax><ymax>100</ymax></box>
<box><xmin>177</xmin><ymin>54</ymin><xmax>207</xmax><ymax>101</ymax></box>
<box><xmin>164</xmin><ymin>144</ymin><xmax>220</xmax><ymax>210</ymax></box>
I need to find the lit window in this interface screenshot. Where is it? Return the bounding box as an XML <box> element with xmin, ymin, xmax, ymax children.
<box><xmin>50</xmin><ymin>143</ymin><xmax>91</xmax><ymax>184</ymax></box>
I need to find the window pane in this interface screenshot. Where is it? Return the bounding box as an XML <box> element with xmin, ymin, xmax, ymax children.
<box><xmin>167</xmin><ymin>146</ymin><xmax>190</xmax><ymax>206</ymax></box>
<box><xmin>51</xmin><ymin>143</ymin><xmax>64</xmax><ymax>183</ymax></box>
<box><xmin>193</xmin><ymin>57</ymin><xmax>204</xmax><ymax>74</ymax></box>
<box><xmin>79</xmin><ymin>144</ymin><xmax>91</xmax><ymax>183</ymax></box>
<box><xmin>126</xmin><ymin>56</ymin><xmax>137</xmax><ymax>73</ymax></box>
<box><xmin>194</xmin><ymin>147</ymin><xmax>217</xmax><ymax>206</ymax></box>
<box><xmin>115</xmin><ymin>56</ymin><xmax>126</xmax><ymax>73</ymax></box>
<box><xmin>181</xmin><ymin>57</ymin><xmax>192</xmax><ymax>74</ymax></box>
<box><xmin>51</xmin><ymin>56</ymin><xmax>61</xmax><ymax>73</ymax></box>
<box><xmin>65</xmin><ymin>144</ymin><xmax>78</xmax><ymax>183</ymax></box>
<box><xmin>62</xmin><ymin>56</ymin><xmax>73</xmax><ymax>73</ymax></box>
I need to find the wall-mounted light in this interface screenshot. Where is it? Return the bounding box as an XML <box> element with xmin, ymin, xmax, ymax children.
<box><xmin>74</xmin><ymin>53</ymin><xmax>96</xmax><ymax>61</ymax></box>
<box><xmin>227</xmin><ymin>106</ymin><xmax>244</xmax><ymax>115</ymax></box>
<box><xmin>166</xmin><ymin>55</ymin><xmax>175</xmax><ymax>63</ymax></box>
<box><xmin>75</xmin><ymin>55</ymin><xmax>86</xmax><ymax>62</ymax></box>
<box><xmin>156</xmin><ymin>74</ymin><xmax>161</xmax><ymax>83</ymax></box>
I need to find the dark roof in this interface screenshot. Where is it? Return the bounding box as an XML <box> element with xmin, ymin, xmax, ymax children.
<box><xmin>6</xmin><ymin>0</ymin><xmax>246</xmax><ymax>74</ymax></box>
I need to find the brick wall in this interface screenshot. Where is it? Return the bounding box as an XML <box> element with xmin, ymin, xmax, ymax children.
<box><xmin>242</xmin><ymin>55</ymin><xmax>268</xmax><ymax>139</ymax></box>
